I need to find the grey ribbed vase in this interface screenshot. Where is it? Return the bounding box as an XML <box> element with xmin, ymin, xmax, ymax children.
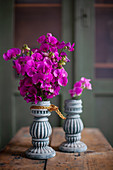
<box><xmin>26</xmin><ymin>101</ymin><xmax>56</xmax><ymax>159</ymax></box>
<box><xmin>59</xmin><ymin>99</ymin><xmax>87</xmax><ymax>153</ymax></box>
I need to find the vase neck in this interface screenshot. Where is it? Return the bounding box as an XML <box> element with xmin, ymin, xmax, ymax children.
<box><xmin>32</xmin><ymin>101</ymin><xmax>51</xmax><ymax>107</ymax></box>
<box><xmin>65</xmin><ymin>99</ymin><xmax>82</xmax><ymax>105</ymax></box>
<box><xmin>64</xmin><ymin>99</ymin><xmax>82</xmax><ymax>114</ymax></box>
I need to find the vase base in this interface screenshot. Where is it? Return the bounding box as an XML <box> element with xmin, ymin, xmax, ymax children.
<box><xmin>59</xmin><ymin>141</ymin><xmax>87</xmax><ymax>153</ymax></box>
<box><xmin>25</xmin><ymin>146</ymin><xmax>56</xmax><ymax>159</ymax></box>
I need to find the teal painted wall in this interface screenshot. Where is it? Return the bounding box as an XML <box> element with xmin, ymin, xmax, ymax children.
<box><xmin>0</xmin><ymin>0</ymin><xmax>14</xmax><ymax>149</ymax></box>
<box><xmin>74</xmin><ymin>0</ymin><xmax>95</xmax><ymax>127</ymax></box>
<box><xmin>0</xmin><ymin>0</ymin><xmax>113</xmax><ymax>150</ymax></box>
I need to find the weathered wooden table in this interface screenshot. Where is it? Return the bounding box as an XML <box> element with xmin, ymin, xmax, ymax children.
<box><xmin>0</xmin><ymin>127</ymin><xmax>113</xmax><ymax>169</ymax></box>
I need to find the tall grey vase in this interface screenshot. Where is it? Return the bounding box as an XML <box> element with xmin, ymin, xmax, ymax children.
<box><xmin>26</xmin><ymin>101</ymin><xmax>56</xmax><ymax>159</ymax></box>
<box><xmin>59</xmin><ymin>99</ymin><xmax>87</xmax><ymax>153</ymax></box>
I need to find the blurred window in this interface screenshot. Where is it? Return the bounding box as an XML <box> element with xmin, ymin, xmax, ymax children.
<box><xmin>95</xmin><ymin>0</ymin><xmax>113</xmax><ymax>78</ymax></box>
<box><xmin>15</xmin><ymin>0</ymin><xmax>62</xmax><ymax>48</ymax></box>
<box><xmin>14</xmin><ymin>0</ymin><xmax>61</xmax><ymax>78</ymax></box>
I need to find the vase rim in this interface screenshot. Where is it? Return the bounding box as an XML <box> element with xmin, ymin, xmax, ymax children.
<box><xmin>65</xmin><ymin>99</ymin><xmax>82</xmax><ymax>102</ymax></box>
<box><xmin>31</xmin><ymin>101</ymin><xmax>51</xmax><ymax>106</ymax></box>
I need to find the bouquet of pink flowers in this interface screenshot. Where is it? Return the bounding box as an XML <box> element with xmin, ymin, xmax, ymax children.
<box><xmin>3</xmin><ymin>33</ymin><xmax>74</xmax><ymax>104</ymax></box>
<box><xmin>69</xmin><ymin>77</ymin><xmax>92</xmax><ymax>99</ymax></box>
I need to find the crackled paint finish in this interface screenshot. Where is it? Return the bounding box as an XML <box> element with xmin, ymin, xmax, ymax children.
<box><xmin>26</xmin><ymin>101</ymin><xmax>56</xmax><ymax>159</ymax></box>
<box><xmin>59</xmin><ymin>99</ymin><xmax>87</xmax><ymax>152</ymax></box>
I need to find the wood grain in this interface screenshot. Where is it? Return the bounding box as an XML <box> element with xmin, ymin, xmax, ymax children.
<box><xmin>0</xmin><ymin>127</ymin><xmax>113</xmax><ymax>169</ymax></box>
<box><xmin>0</xmin><ymin>127</ymin><xmax>45</xmax><ymax>169</ymax></box>
<box><xmin>50</xmin><ymin>128</ymin><xmax>113</xmax><ymax>152</ymax></box>
<box><xmin>46</xmin><ymin>151</ymin><xmax>113</xmax><ymax>170</ymax></box>
<box><xmin>47</xmin><ymin>127</ymin><xmax>113</xmax><ymax>170</ymax></box>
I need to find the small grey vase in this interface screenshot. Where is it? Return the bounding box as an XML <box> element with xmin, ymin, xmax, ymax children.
<box><xmin>59</xmin><ymin>99</ymin><xmax>87</xmax><ymax>153</ymax></box>
<box><xmin>26</xmin><ymin>101</ymin><xmax>56</xmax><ymax>159</ymax></box>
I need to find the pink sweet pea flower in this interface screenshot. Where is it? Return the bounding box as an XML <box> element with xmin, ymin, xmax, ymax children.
<box><xmin>50</xmin><ymin>47</ymin><xmax>58</xmax><ymax>53</ymax></box>
<box><xmin>69</xmin><ymin>77</ymin><xmax>92</xmax><ymax>98</ymax></box>
<box><xmin>25</xmin><ymin>59</ymin><xmax>37</xmax><ymax>77</ymax></box>
<box><xmin>66</xmin><ymin>42</ymin><xmax>75</xmax><ymax>52</ymax></box>
<box><xmin>58</xmin><ymin>77</ymin><xmax>68</xmax><ymax>86</ymax></box>
<box><xmin>69</xmin><ymin>86</ymin><xmax>83</xmax><ymax>97</ymax></box>
<box><xmin>60</xmin><ymin>52</ymin><xmax>67</xmax><ymax>57</ymax></box>
<box><xmin>45</xmin><ymin>73</ymin><xmax>53</xmax><ymax>83</ymax></box>
<box><xmin>3</xmin><ymin>53</ymin><xmax>12</xmax><ymax>61</ymax></box>
<box><xmin>69</xmin><ymin>43</ymin><xmax>75</xmax><ymax>52</ymax></box>
<box><xmin>26</xmin><ymin>59</ymin><xmax>35</xmax><ymax>67</ymax></box>
<box><xmin>43</xmin><ymin>57</ymin><xmax>53</xmax><ymax>67</ymax></box>
<box><xmin>74</xmin><ymin>87</ymin><xmax>83</xmax><ymax>96</ymax></box>
<box><xmin>37</xmin><ymin>35</ymin><xmax>46</xmax><ymax>44</ymax></box>
<box><xmin>3</xmin><ymin>48</ymin><xmax>21</xmax><ymax>61</ymax></box>
<box><xmin>31</xmin><ymin>48</ymin><xmax>40</xmax><ymax>53</ymax></box>
<box><xmin>48</xmin><ymin>36</ymin><xmax>58</xmax><ymax>45</ymax></box>
<box><xmin>19</xmin><ymin>86</ymin><xmax>28</xmax><ymax>97</ymax></box>
<box><xmin>46</xmin><ymin>93</ymin><xmax>54</xmax><ymax>99</ymax></box>
<box><xmin>57</xmin><ymin>41</ymin><xmax>66</xmax><ymax>49</ymax></box>
<box><xmin>26</xmin><ymin>67</ymin><xmax>35</xmax><ymax>77</ymax></box>
<box><xmin>53</xmin><ymin>68</ymin><xmax>68</xmax><ymax>78</ymax></box>
<box><xmin>13</xmin><ymin>60</ymin><xmax>21</xmax><ymax>74</ymax></box>
<box><xmin>24</xmin><ymin>94</ymin><xmax>42</xmax><ymax>104</ymax></box>
<box><xmin>69</xmin><ymin>89</ymin><xmax>75</xmax><ymax>98</ymax></box>
<box><xmin>24</xmin><ymin>77</ymin><xmax>33</xmax><ymax>86</ymax></box>
<box><xmin>54</xmin><ymin>85</ymin><xmax>60</xmax><ymax>95</ymax></box>
<box><xmin>40</xmin><ymin>43</ymin><xmax>49</xmax><ymax>52</ymax></box>
<box><xmin>80</xmin><ymin>77</ymin><xmax>91</xmax><ymax>83</ymax></box>
<box><xmin>3</xmin><ymin>33</ymin><xmax>75</xmax><ymax>104</ymax></box>
<box><xmin>85</xmin><ymin>81</ymin><xmax>92</xmax><ymax>90</ymax></box>
<box><xmin>54</xmin><ymin>52</ymin><xmax>59</xmax><ymax>59</ymax></box>
<box><xmin>40</xmin><ymin>82</ymin><xmax>51</xmax><ymax>90</ymax></box>
<box><xmin>31</xmin><ymin>53</ymin><xmax>43</xmax><ymax>61</ymax></box>
<box><xmin>34</xmin><ymin>95</ymin><xmax>42</xmax><ymax>104</ymax></box>
<box><xmin>32</xmin><ymin>73</ymin><xmax>46</xmax><ymax>84</ymax></box>
<box><xmin>47</xmin><ymin>33</ymin><xmax>52</xmax><ymax>37</ymax></box>
<box><xmin>36</xmin><ymin>60</ymin><xmax>52</xmax><ymax>74</ymax></box>
<box><xmin>28</xmin><ymin>86</ymin><xmax>37</xmax><ymax>94</ymax></box>
<box><xmin>24</xmin><ymin>94</ymin><xmax>33</xmax><ymax>103</ymax></box>
<box><xmin>74</xmin><ymin>81</ymin><xmax>82</xmax><ymax>88</ymax></box>
<box><xmin>80</xmin><ymin>77</ymin><xmax>92</xmax><ymax>90</ymax></box>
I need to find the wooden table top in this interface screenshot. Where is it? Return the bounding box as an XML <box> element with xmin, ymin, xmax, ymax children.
<box><xmin>0</xmin><ymin>127</ymin><xmax>113</xmax><ymax>170</ymax></box>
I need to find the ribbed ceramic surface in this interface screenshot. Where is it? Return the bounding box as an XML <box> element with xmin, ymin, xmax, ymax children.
<box><xmin>64</xmin><ymin>118</ymin><xmax>83</xmax><ymax>134</ymax></box>
<box><xmin>32</xmin><ymin>138</ymin><xmax>49</xmax><ymax>147</ymax></box>
<box><xmin>31</xmin><ymin>101</ymin><xmax>51</xmax><ymax>117</ymax></box>
<box><xmin>64</xmin><ymin>99</ymin><xmax>83</xmax><ymax>143</ymax></box>
<box><xmin>30</xmin><ymin>121</ymin><xmax>52</xmax><ymax>139</ymax></box>
<box><xmin>32</xmin><ymin>101</ymin><xmax>51</xmax><ymax>106</ymax></box>
<box><xmin>26</xmin><ymin>101</ymin><xmax>56</xmax><ymax>159</ymax></box>
<box><xmin>64</xmin><ymin>99</ymin><xmax>82</xmax><ymax>114</ymax></box>
<box><xmin>29</xmin><ymin>146</ymin><xmax>54</xmax><ymax>154</ymax></box>
<box><xmin>65</xmin><ymin>133</ymin><xmax>81</xmax><ymax>142</ymax></box>
<box><xmin>59</xmin><ymin>99</ymin><xmax>87</xmax><ymax>153</ymax></box>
